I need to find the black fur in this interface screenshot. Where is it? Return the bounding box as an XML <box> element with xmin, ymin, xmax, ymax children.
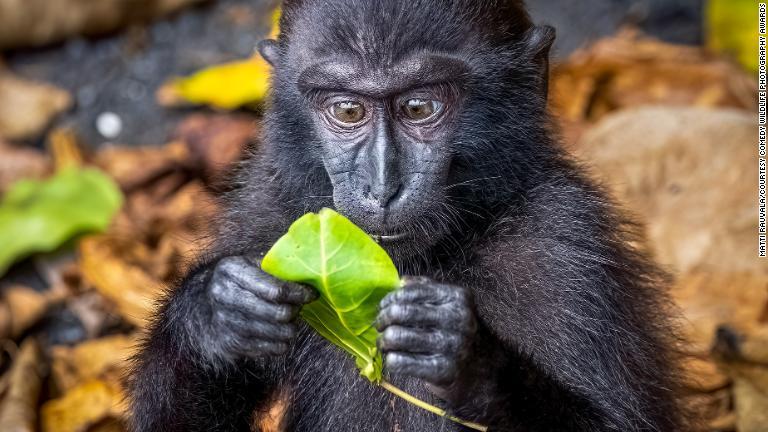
<box><xmin>129</xmin><ymin>1</ymin><xmax>686</xmax><ymax>431</ymax></box>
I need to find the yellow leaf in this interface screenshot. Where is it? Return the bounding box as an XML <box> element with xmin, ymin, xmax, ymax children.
<box><xmin>157</xmin><ymin>7</ymin><xmax>280</xmax><ymax>110</ymax></box>
<box><xmin>269</xmin><ymin>7</ymin><xmax>281</xmax><ymax>39</ymax></box>
<box><xmin>159</xmin><ymin>56</ymin><xmax>272</xmax><ymax>110</ymax></box>
<box><xmin>706</xmin><ymin>0</ymin><xmax>759</xmax><ymax>74</ymax></box>
<box><xmin>41</xmin><ymin>380</ymin><xmax>126</xmax><ymax>432</ymax></box>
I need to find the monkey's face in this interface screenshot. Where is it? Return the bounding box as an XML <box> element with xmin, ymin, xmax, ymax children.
<box><xmin>297</xmin><ymin>57</ymin><xmax>467</xmax><ymax>245</ymax></box>
<box><xmin>258</xmin><ymin>1</ymin><xmax>554</xmax><ymax>255</ymax></box>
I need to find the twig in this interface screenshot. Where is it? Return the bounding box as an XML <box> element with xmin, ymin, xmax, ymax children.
<box><xmin>379</xmin><ymin>381</ymin><xmax>488</xmax><ymax>432</ymax></box>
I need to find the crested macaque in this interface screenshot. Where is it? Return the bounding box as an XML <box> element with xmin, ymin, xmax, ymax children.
<box><xmin>129</xmin><ymin>1</ymin><xmax>685</xmax><ymax>430</ymax></box>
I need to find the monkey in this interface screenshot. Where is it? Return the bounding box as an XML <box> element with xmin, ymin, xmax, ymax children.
<box><xmin>129</xmin><ymin>1</ymin><xmax>686</xmax><ymax>431</ymax></box>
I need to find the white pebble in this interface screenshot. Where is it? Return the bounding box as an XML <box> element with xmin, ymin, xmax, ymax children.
<box><xmin>96</xmin><ymin>112</ymin><xmax>123</xmax><ymax>139</ymax></box>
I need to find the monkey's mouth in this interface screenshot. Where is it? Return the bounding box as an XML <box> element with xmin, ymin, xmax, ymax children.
<box><xmin>369</xmin><ymin>231</ymin><xmax>409</xmax><ymax>243</ymax></box>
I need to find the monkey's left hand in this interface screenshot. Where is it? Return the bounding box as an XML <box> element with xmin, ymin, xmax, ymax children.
<box><xmin>376</xmin><ymin>276</ymin><xmax>477</xmax><ymax>387</ymax></box>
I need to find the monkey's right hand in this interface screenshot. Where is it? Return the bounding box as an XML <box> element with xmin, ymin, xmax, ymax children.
<box><xmin>204</xmin><ymin>256</ymin><xmax>318</xmax><ymax>360</ymax></box>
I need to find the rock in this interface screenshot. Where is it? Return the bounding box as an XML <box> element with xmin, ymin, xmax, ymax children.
<box><xmin>0</xmin><ymin>71</ymin><xmax>72</xmax><ymax>141</ymax></box>
<box><xmin>575</xmin><ymin>106</ymin><xmax>760</xmax><ymax>275</ymax></box>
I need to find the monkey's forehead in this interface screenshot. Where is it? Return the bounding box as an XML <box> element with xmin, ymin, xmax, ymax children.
<box><xmin>280</xmin><ymin>0</ymin><xmax>532</xmax><ymax>63</ymax></box>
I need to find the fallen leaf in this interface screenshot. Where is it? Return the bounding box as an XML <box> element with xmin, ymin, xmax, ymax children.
<box><xmin>0</xmin><ymin>140</ymin><xmax>50</xmax><ymax>194</ymax></box>
<box><xmin>157</xmin><ymin>56</ymin><xmax>272</xmax><ymax>110</ymax></box>
<box><xmin>41</xmin><ymin>380</ymin><xmax>126</xmax><ymax>432</ymax></box>
<box><xmin>0</xmin><ymin>70</ymin><xmax>72</xmax><ymax>141</ymax></box>
<box><xmin>681</xmin><ymin>355</ymin><xmax>729</xmax><ymax>393</ymax></box>
<box><xmin>0</xmin><ymin>285</ymin><xmax>60</xmax><ymax>340</ymax></box>
<box><xmin>0</xmin><ymin>339</ymin><xmax>45</xmax><ymax>432</ymax></box>
<box><xmin>93</xmin><ymin>141</ymin><xmax>191</xmax><ymax>192</ymax></box>
<box><xmin>47</xmin><ymin>128</ymin><xmax>85</xmax><ymax>171</ymax></box>
<box><xmin>673</xmin><ymin>272</ymin><xmax>768</xmax><ymax>355</ymax></box>
<box><xmin>173</xmin><ymin>113</ymin><xmax>256</xmax><ymax>184</ymax></box>
<box><xmin>707</xmin><ymin>0</ymin><xmax>759</xmax><ymax>74</ymax></box>
<box><xmin>0</xmin><ymin>167</ymin><xmax>123</xmax><ymax>276</ymax></box>
<box><xmin>50</xmin><ymin>334</ymin><xmax>137</xmax><ymax>393</ymax></box>
<box><xmin>78</xmin><ymin>235</ymin><xmax>162</xmax><ymax>328</ymax></box>
<box><xmin>713</xmin><ymin>325</ymin><xmax>768</xmax><ymax>432</ymax></box>
<box><xmin>550</xmin><ymin>29</ymin><xmax>756</xmax><ymax>144</ymax></box>
<box><xmin>0</xmin><ymin>0</ymin><xmax>206</xmax><ymax>50</ymax></box>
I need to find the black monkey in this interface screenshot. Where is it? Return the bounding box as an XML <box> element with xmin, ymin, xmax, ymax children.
<box><xmin>130</xmin><ymin>1</ymin><xmax>685</xmax><ymax>431</ymax></box>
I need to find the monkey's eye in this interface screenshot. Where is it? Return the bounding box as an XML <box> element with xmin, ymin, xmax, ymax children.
<box><xmin>401</xmin><ymin>98</ymin><xmax>442</xmax><ymax>122</ymax></box>
<box><xmin>329</xmin><ymin>101</ymin><xmax>366</xmax><ymax>124</ymax></box>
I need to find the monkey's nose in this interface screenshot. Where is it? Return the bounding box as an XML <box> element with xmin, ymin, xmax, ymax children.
<box><xmin>366</xmin><ymin>182</ymin><xmax>402</xmax><ymax>208</ymax></box>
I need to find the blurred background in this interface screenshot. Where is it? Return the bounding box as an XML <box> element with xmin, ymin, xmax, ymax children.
<box><xmin>0</xmin><ymin>0</ymin><xmax>762</xmax><ymax>431</ymax></box>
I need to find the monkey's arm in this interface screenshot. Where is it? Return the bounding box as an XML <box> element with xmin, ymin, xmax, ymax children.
<box><xmin>378</xmin><ymin>203</ymin><xmax>679</xmax><ymax>430</ymax></box>
<box><xmin>129</xmin><ymin>257</ymin><xmax>316</xmax><ymax>432</ymax></box>
<box><xmin>443</xmin><ymin>229</ymin><xmax>679</xmax><ymax>431</ymax></box>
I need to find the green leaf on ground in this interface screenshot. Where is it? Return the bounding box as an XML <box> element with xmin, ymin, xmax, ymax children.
<box><xmin>261</xmin><ymin>208</ymin><xmax>401</xmax><ymax>382</ymax></box>
<box><xmin>0</xmin><ymin>167</ymin><xmax>123</xmax><ymax>276</ymax></box>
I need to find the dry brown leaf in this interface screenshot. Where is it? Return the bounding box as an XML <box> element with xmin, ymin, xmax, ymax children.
<box><xmin>173</xmin><ymin>113</ymin><xmax>256</xmax><ymax>184</ymax></box>
<box><xmin>0</xmin><ymin>339</ymin><xmax>45</xmax><ymax>432</ymax></box>
<box><xmin>48</xmin><ymin>128</ymin><xmax>85</xmax><ymax>171</ymax></box>
<box><xmin>684</xmin><ymin>388</ymin><xmax>734</xmax><ymax>432</ymax></box>
<box><xmin>0</xmin><ymin>285</ymin><xmax>60</xmax><ymax>340</ymax></box>
<box><xmin>576</xmin><ymin>107</ymin><xmax>759</xmax><ymax>276</ymax></box>
<box><xmin>673</xmin><ymin>272</ymin><xmax>768</xmax><ymax>355</ymax></box>
<box><xmin>551</xmin><ymin>29</ymin><xmax>756</xmax><ymax>145</ymax></box>
<box><xmin>41</xmin><ymin>380</ymin><xmax>127</xmax><ymax>432</ymax></box>
<box><xmin>0</xmin><ymin>0</ymin><xmax>206</xmax><ymax>50</ymax></box>
<box><xmin>93</xmin><ymin>141</ymin><xmax>191</xmax><ymax>192</ymax></box>
<box><xmin>78</xmin><ymin>235</ymin><xmax>162</xmax><ymax>328</ymax></box>
<box><xmin>713</xmin><ymin>326</ymin><xmax>768</xmax><ymax>432</ymax></box>
<box><xmin>681</xmin><ymin>355</ymin><xmax>729</xmax><ymax>393</ymax></box>
<box><xmin>0</xmin><ymin>71</ymin><xmax>72</xmax><ymax>141</ymax></box>
<box><xmin>87</xmin><ymin>418</ymin><xmax>126</xmax><ymax>432</ymax></box>
<box><xmin>51</xmin><ymin>334</ymin><xmax>137</xmax><ymax>393</ymax></box>
<box><xmin>0</xmin><ymin>140</ymin><xmax>50</xmax><ymax>193</ymax></box>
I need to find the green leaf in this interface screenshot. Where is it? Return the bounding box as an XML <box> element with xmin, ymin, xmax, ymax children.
<box><xmin>261</xmin><ymin>208</ymin><xmax>400</xmax><ymax>382</ymax></box>
<box><xmin>0</xmin><ymin>167</ymin><xmax>123</xmax><ymax>276</ymax></box>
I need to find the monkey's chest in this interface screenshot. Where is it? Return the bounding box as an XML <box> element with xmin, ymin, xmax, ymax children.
<box><xmin>275</xmin><ymin>329</ymin><xmax>463</xmax><ymax>432</ymax></box>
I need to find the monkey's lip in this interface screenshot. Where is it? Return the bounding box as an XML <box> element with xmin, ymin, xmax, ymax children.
<box><xmin>369</xmin><ymin>231</ymin><xmax>409</xmax><ymax>242</ymax></box>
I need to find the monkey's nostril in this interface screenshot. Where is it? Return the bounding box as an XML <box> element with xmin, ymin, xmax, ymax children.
<box><xmin>371</xmin><ymin>183</ymin><xmax>402</xmax><ymax>208</ymax></box>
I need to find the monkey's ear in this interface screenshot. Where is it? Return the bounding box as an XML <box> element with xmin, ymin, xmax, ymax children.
<box><xmin>523</xmin><ymin>25</ymin><xmax>556</xmax><ymax>96</ymax></box>
<box><xmin>258</xmin><ymin>39</ymin><xmax>280</xmax><ymax>66</ymax></box>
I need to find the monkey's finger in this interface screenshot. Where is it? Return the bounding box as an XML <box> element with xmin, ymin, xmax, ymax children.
<box><xmin>375</xmin><ymin>302</ymin><xmax>473</xmax><ymax>332</ymax></box>
<box><xmin>234</xmin><ymin>339</ymin><xmax>290</xmax><ymax>357</ymax></box>
<box><xmin>210</xmin><ymin>276</ymin><xmax>300</xmax><ymax>322</ymax></box>
<box><xmin>216</xmin><ymin>256</ymin><xmax>318</xmax><ymax>304</ymax></box>
<box><xmin>215</xmin><ymin>309</ymin><xmax>298</xmax><ymax>341</ymax></box>
<box><xmin>384</xmin><ymin>352</ymin><xmax>456</xmax><ymax>385</ymax></box>
<box><xmin>380</xmin><ymin>278</ymin><xmax>466</xmax><ymax>309</ymax></box>
<box><xmin>378</xmin><ymin>326</ymin><xmax>463</xmax><ymax>355</ymax></box>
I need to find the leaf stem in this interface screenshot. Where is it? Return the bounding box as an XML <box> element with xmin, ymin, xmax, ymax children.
<box><xmin>379</xmin><ymin>381</ymin><xmax>488</xmax><ymax>432</ymax></box>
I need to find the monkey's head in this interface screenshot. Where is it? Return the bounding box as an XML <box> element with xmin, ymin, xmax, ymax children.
<box><xmin>257</xmin><ymin>0</ymin><xmax>554</xmax><ymax>258</ymax></box>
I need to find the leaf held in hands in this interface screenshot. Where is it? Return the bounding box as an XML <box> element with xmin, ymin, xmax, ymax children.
<box><xmin>0</xmin><ymin>167</ymin><xmax>123</xmax><ymax>276</ymax></box>
<box><xmin>261</xmin><ymin>208</ymin><xmax>400</xmax><ymax>382</ymax></box>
